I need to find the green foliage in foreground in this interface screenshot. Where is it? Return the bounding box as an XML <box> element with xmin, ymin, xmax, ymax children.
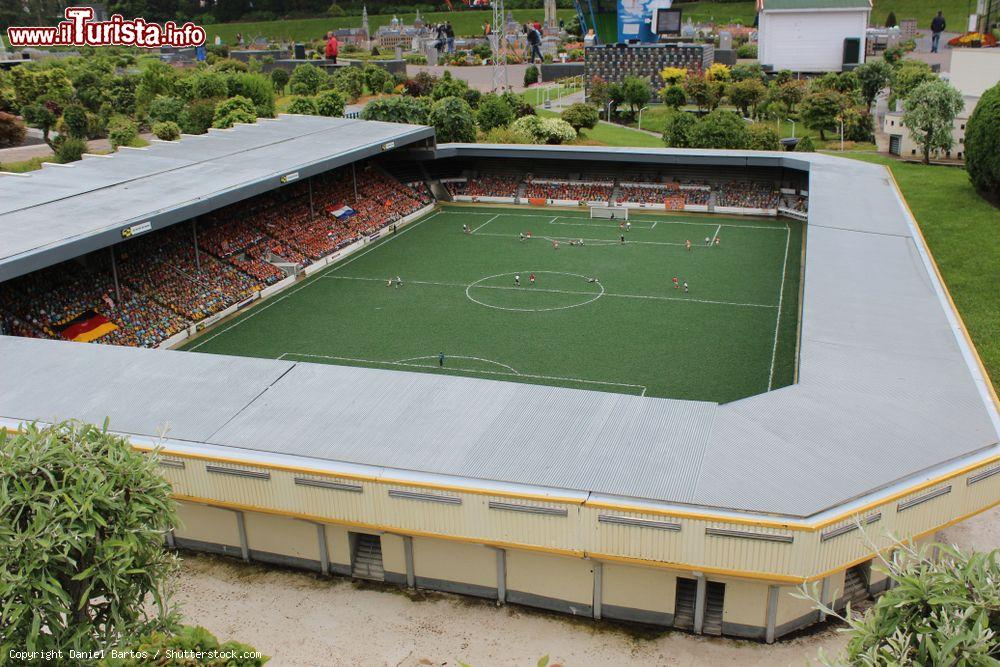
<box><xmin>0</xmin><ymin>421</ymin><xmax>178</xmax><ymax>654</ymax></box>
<box><xmin>104</xmin><ymin>625</ymin><xmax>268</xmax><ymax>666</ymax></box>
<box><xmin>801</xmin><ymin>542</ymin><xmax>1000</xmax><ymax>665</ymax></box>
<box><xmin>964</xmin><ymin>83</ymin><xmax>1000</xmax><ymax>202</ymax></box>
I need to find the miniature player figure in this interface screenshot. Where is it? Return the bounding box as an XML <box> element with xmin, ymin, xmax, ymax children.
<box><xmin>685</xmin><ymin>239</ymin><xmax>692</xmax><ymax>251</ymax></box>
<box><xmin>714</xmin><ymin>236</ymin><xmax>721</xmax><ymax>248</ymax></box>
<box><xmin>519</xmin><ymin>232</ymin><xmax>526</xmax><ymax>241</ymax></box>
<box><xmin>626</xmin><ymin>222</ymin><xmax>631</xmax><ymax>232</ymax></box>
<box><xmin>587</xmin><ymin>277</ymin><xmax>599</xmax><ymax>283</ymax></box>
<box><xmin>395</xmin><ymin>275</ymin><xmax>403</xmax><ymax>288</ymax></box>
<box><xmin>552</xmin><ymin>239</ymin><xmax>559</xmax><ymax>250</ymax></box>
<box><xmin>705</xmin><ymin>237</ymin><xmax>711</xmax><ymax>245</ymax></box>
<box><xmin>529</xmin><ymin>272</ymin><xmax>536</xmax><ymax>285</ymax></box>
<box><xmin>387</xmin><ymin>277</ymin><xmax>393</xmax><ymax>287</ymax></box>
<box><xmin>463</xmin><ymin>224</ymin><xmax>470</xmax><ymax>234</ymax></box>
<box><xmin>683</xmin><ymin>282</ymin><xmax>689</xmax><ymax>293</ymax></box>
<box><xmin>620</xmin><ymin>234</ymin><xmax>625</xmax><ymax>244</ymax></box>
<box><xmin>672</xmin><ymin>277</ymin><xmax>679</xmax><ymax>289</ymax></box>
<box><xmin>514</xmin><ymin>273</ymin><xmax>520</xmax><ymax>286</ymax></box>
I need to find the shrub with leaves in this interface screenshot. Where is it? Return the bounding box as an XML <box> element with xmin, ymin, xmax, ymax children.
<box><xmin>108</xmin><ymin>115</ymin><xmax>139</xmax><ymax>150</ymax></box>
<box><xmin>287</xmin><ymin>96</ymin><xmax>319</xmax><ymax>115</ymax></box>
<box><xmin>315</xmin><ymin>90</ymin><xmax>346</xmax><ymax>117</ymax></box>
<box><xmin>660</xmin><ymin>66</ymin><xmax>687</xmax><ymax>86</ymax></box>
<box><xmin>361</xmin><ymin>65</ymin><xmax>392</xmax><ymax>96</ymax></box>
<box><xmin>180</xmin><ymin>99</ymin><xmax>217</xmax><ymax>135</ymax></box>
<box><xmin>560</xmin><ymin>103</ymin><xmax>599</xmax><ymax>133</ymax></box>
<box><xmin>53</xmin><ymin>135</ymin><xmax>87</xmax><ymax>163</ymax></box>
<box><xmin>428</xmin><ymin>96</ymin><xmax>476</xmax><ymax>143</ymax></box>
<box><xmin>103</xmin><ymin>625</ymin><xmax>266</xmax><ymax>666</ymax></box>
<box><xmin>965</xmin><ymin>82</ymin><xmax>1000</xmax><ymax>201</ymax></box>
<box><xmin>148</xmin><ymin>95</ymin><xmax>186</xmax><ymax>124</ymax></box>
<box><xmin>689</xmin><ymin>109</ymin><xmax>749</xmax><ymax>149</ymax></box>
<box><xmin>661</xmin><ymin>84</ymin><xmax>686</xmax><ymax>109</ymax></box>
<box><xmin>330</xmin><ymin>67</ymin><xmax>365</xmax><ymax>101</ymax></box>
<box><xmin>662</xmin><ymin>110</ymin><xmax>697</xmax><ymax>147</ymax></box>
<box><xmin>270</xmin><ymin>68</ymin><xmax>289</xmax><ymax>95</ymax></box>
<box><xmin>524</xmin><ymin>65</ymin><xmax>539</xmax><ymax>87</ymax></box>
<box><xmin>361</xmin><ymin>96</ymin><xmax>432</xmax><ymax>124</ymax></box>
<box><xmin>800</xmin><ymin>541</ymin><xmax>1000</xmax><ymax>665</ymax></box>
<box><xmin>213</xmin><ymin>96</ymin><xmax>257</xmax><ymax>128</ymax></box>
<box><xmin>539</xmin><ymin>117</ymin><xmax>576</xmax><ymax>144</ymax></box>
<box><xmin>152</xmin><ymin>121</ymin><xmax>181</xmax><ymax>141</ymax></box>
<box><xmin>0</xmin><ymin>110</ymin><xmax>27</xmax><ymax>148</ymax></box>
<box><xmin>746</xmin><ymin>123</ymin><xmax>781</xmax><ymax>150</ymax></box>
<box><xmin>225</xmin><ymin>73</ymin><xmax>275</xmax><ymax>118</ymax></box>
<box><xmin>794</xmin><ymin>135</ymin><xmax>816</xmax><ymax>152</ymax></box>
<box><xmin>476</xmin><ymin>93</ymin><xmax>515</xmax><ymax>131</ymax></box>
<box><xmin>431</xmin><ymin>71</ymin><xmax>469</xmax><ymax>101</ymax></box>
<box><xmin>62</xmin><ymin>104</ymin><xmax>89</xmax><ymax>139</ymax></box>
<box><xmin>902</xmin><ymin>79</ymin><xmax>964</xmax><ymax>164</ymax></box>
<box><xmin>289</xmin><ymin>63</ymin><xmax>327</xmax><ymax>96</ymax></box>
<box><xmin>0</xmin><ymin>421</ymin><xmax>178</xmax><ymax>654</ymax></box>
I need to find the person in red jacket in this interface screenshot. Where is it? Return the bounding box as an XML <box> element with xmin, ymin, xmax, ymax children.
<box><xmin>325</xmin><ymin>32</ymin><xmax>339</xmax><ymax>63</ymax></box>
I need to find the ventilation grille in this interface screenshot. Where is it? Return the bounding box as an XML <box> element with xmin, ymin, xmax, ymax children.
<box><xmin>205</xmin><ymin>464</ymin><xmax>270</xmax><ymax>480</ymax></box>
<box><xmin>705</xmin><ymin>527</ymin><xmax>794</xmax><ymax>543</ymax></box>
<box><xmin>820</xmin><ymin>513</ymin><xmax>881</xmax><ymax>542</ymax></box>
<box><xmin>157</xmin><ymin>458</ymin><xmax>185</xmax><ymax>469</ymax></box>
<box><xmin>968</xmin><ymin>465</ymin><xmax>1000</xmax><ymax>486</ymax></box>
<box><xmin>294</xmin><ymin>477</ymin><xmax>363</xmax><ymax>493</ymax></box>
<box><xmin>598</xmin><ymin>515</ymin><xmax>681</xmax><ymax>531</ymax></box>
<box><xmin>388</xmin><ymin>489</ymin><xmax>461</xmax><ymax>505</ymax></box>
<box><xmin>897</xmin><ymin>485</ymin><xmax>951</xmax><ymax>512</ymax></box>
<box><xmin>488</xmin><ymin>501</ymin><xmax>567</xmax><ymax>517</ymax></box>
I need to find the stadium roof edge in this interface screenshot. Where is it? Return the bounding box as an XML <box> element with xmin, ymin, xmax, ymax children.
<box><xmin>0</xmin><ymin>116</ymin><xmax>434</xmax><ymax>282</ymax></box>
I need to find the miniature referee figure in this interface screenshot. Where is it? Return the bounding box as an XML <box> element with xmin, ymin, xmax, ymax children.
<box><xmin>439</xmin><ymin>352</ymin><xmax>445</xmax><ymax>367</ymax></box>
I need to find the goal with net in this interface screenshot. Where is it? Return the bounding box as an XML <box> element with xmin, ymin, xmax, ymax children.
<box><xmin>589</xmin><ymin>205</ymin><xmax>629</xmax><ymax>220</ymax></box>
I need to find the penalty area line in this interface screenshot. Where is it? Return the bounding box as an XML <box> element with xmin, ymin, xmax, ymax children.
<box><xmin>279</xmin><ymin>352</ymin><xmax>647</xmax><ymax>395</ymax></box>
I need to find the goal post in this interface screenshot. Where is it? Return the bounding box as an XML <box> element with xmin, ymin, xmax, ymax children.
<box><xmin>590</xmin><ymin>205</ymin><xmax>629</xmax><ymax>220</ymax></box>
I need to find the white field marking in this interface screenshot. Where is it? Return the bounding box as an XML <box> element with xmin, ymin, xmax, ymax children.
<box><xmin>280</xmin><ymin>352</ymin><xmax>646</xmax><ymax>395</ymax></box>
<box><xmin>323</xmin><ymin>274</ymin><xmax>777</xmax><ymax>309</ymax></box>
<box><xmin>474</xmin><ymin>231</ymin><xmax>690</xmax><ymax>247</ymax></box>
<box><xmin>186</xmin><ymin>210</ymin><xmax>442</xmax><ymax>351</ymax></box>
<box><xmin>465</xmin><ymin>271</ymin><xmax>605</xmax><ymax>312</ymax></box>
<box><xmin>471</xmin><ymin>213</ymin><xmax>501</xmax><ymax>233</ymax></box>
<box><xmin>547</xmin><ymin>218</ymin><xmax>656</xmax><ymax>230</ymax></box>
<box><xmin>711</xmin><ymin>225</ymin><xmax>721</xmax><ymax>244</ymax></box>
<box><xmin>651</xmin><ymin>221</ymin><xmax>657</xmax><ymax>229</ymax></box>
<box><xmin>767</xmin><ymin>222</ymin><xmax>792</xmax><ymax>392</ymax></box>
<box><xmin>396</xmin><ymin>355</ymin><xmax>520</xmax><ymax>374</ymax></box>
<box><xmin>445</xmin><ymin>210</ymin><xmax>785</xmax><ymax>231</ymax></box>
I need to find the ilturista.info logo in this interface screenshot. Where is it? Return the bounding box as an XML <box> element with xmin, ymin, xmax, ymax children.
<box><xmin>6</xmin><ymin>7</ymin><xmax>206</xmax><ymax>48</ymax></box>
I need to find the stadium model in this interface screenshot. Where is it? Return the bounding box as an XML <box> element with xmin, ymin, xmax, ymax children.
<box><xmin>2</xmin><ymin>116</ymin><xmax>998</xmax><ymax>642</ymax></box>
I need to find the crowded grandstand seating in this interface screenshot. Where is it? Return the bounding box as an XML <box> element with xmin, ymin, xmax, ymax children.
<box><xmin>443</xmin><ymin>179</ymin><xmax>469</xmax><ymax>196</ymax></box>
<box><xmin>463</xmin><ymin>174</ymin><xmax>521</xmax><ymax>198</ymax></box>
<box><xmin>682</xmin><ymin>188</ymin><xmax>712</xmax><ymax>206</ymax></box>
<box><xmin>717</xmin><ymin>181</ymin><xmax>780</xmax><ymax>209</ymax></box>
<box><xmin>0</xmin><ymin>162</ymin><xmax>429</xmax><ymax>349</ymax></box>
<box><xmin>523</xmin><ymin>179</ymin><xmax>613</xmax><ymax>203</ymax></box>
<box><xmin>618</xmin><ymin>184</ymin><xmax>677</xmax><ymax>205</ymax></box>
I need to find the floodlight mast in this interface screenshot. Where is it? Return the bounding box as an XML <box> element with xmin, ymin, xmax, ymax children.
<box><xmin>491</xmin><ymin>0</ymin><xmax>510</xmax><ymax>92</ymax></box>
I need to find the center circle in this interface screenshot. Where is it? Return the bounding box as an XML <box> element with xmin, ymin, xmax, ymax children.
<box><xmin>465</xmin><ymin>271</ymin><xmax>605</xmax><ymax>312</ymax></box>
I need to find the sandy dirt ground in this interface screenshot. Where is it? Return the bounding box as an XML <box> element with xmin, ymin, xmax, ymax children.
<box><xmin>165</xmin><ymin>505</ymin><xmax>999</xmax><ymax>667</ymax></box>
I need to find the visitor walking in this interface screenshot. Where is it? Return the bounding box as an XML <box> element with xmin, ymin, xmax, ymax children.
<box><xmin>325</xmin><ymin>31</ymin><xmax>339</xmax><ymax>63</ymax></box>
<box><xmin>445</xmin><ymin>21</ymin><xmax>455</xmax><ymax>53</ymax></box>
<box><xmin>525</xmin><ymin>24</ymin><xmax>543</xmax><ymax>64</ymax></box>
<box><xmin>930</xmin><ymin>11</ymin><xmax>946</xmax><ymax>53</ymax></box>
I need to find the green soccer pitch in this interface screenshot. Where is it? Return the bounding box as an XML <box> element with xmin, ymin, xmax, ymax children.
<box><xmin>183</xmin><ymin>205</ymin><xmax>804</xmax><ymax>403</ymax></box>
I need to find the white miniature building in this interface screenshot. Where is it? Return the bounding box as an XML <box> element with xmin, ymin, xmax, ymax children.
<box><xmin>757</xmin><ymin>0</ymin><xmax>871</xmax><ymax>72</ymax></box>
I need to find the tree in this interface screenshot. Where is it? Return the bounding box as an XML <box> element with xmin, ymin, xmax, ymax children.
<box><xmin>794</xmin><ymin>135</ymin><xmax>816</xmax><ymax>151</ymax></box>
<box><xmin>799</xmin><ymin>88</ymin><xmax>846</xmax><ymax>140</ymax></box>
<box><xmin>0</xmin><ymin>422</ymin><xmax>177</xmax><ymax>653</ymax></box>
<box><xmin>104</xmin><ymin>625</ymin><xmax>266</xmax><ymax>667</ymax></box>
<box><xmin>361</xmin><ymin>65</ymin><xmax>391</xmax><ymax>95</ymax></box>
<box><xmin>854</xmin><ymin>60</ymin><xmax>894</xmax><ymax>110</ymax></box>
<box><xmin>539</xmin><ymin>117</ymin><xmax>576</xmax><ymax>144</ymax></box>
<box><xmin>105</xmin><ymin>76</ymin><xmax>138</xmax><ymax>117</ymax></box>
<box><xmin>560</xmin><ymin>103</ymin><xmax>599</xmax><ymax>133</ymax></box>
<box><xmin>189</xmin><ymin>71</ymin><xmax>229</xmax><ymax>100</ymax></box>
<box><xmin>10</xmin><ymin>67</ymin><xmax>72</xmax><ymax>108</ymax></box>
<box><xmin>21</xmin><ymin>102</ymin><xmax>58</xmax><ymax>148</ymax></box>
<box><xmin>136</xmin><ymin>60</ymin><xmax>177</xmax><ymax>111</ymax></box>
<box><xmin>179</xmin><ymin>99</ymin><xmax>216</xmax><ymax>135</ymax></box>
<box><xmin>746</xmin><ymin>123</ymin><xmax>780</xmax><ymax>151</ymax></box>
<box><xmin>431</xmin><ymin>71</ymin><xmax>469</xmax><ymax>101</ymax></box>
<box><xmin>801</xmin><ymin>542</ymin><xmax>1000</xmax><ymax>664</ymax></box>
<box><xmin>212</xmin><ymin>96</ymin><xmax>257</xmax><ymax>129</ymax></box>
<box><xmin>148</xmin><ymin>95</ymin><xmax>186</xmax><ymax>124</ymax></box>
<box><xmin>705</xmin><ymin>63</ymin><xmax>731</xmax><ymax>83</ymax></box>
<box><xmin>770</xmin><ymin>79</ymin><xmax>807</xmax><ymax>114</ymax></box>
<box><xmin>289</xmin><ymin>63</ymin><xmax>326</xmax><ymax>96</ymax></box>
<box><xmin>661</xmin><ymin>111</ymin><xmax>697</xmax><ymax>147</ymax></box>
<box><xmin>891</xmin><ymin>61</ymin><xmax>935</xmax><ymax>105</ymax></box>
<box><xmin>152</xmin><ymin>121</ymin><xmax>181</xmax><ymax>141</ymax></box>
<box><xmin>684</xmin><ymin>73</ymin><xmax>722</xmax><ymax>112</ymax></box>
<box><xmin>660</xmin><ymin>66</ymin><xmax>687</xmax><ymax>87</ymax></box>
<box><xmin>314</xmin><ymin>89</ymin><xmax>346</xmax><ymax>117</ymax></box>
<box><xmin>730</xmin><ymin>63</ymin><xmax>764</xmax><ymax>82</ymax></box>
<box><xmin>689</xmin><ymin>109</ymin><xmax>750</xmax><ymax>149</ymax></box>
<box><xmin>287</xmin><ymin>96</ymin><xmax>319</xmax><ymax>115</ymax></box>
<box><xmin>53</xmin><ymin>135</ymin><xmax>87</xmax><ymax>163</ymax></box>
<box><xmin>270</xmin><ymin>68</ymin><xmax>289</xmax><ymax>95</ymax></box>
<box><xmin>727</xmin><ymin>78</ymin><xmax>766</xmax><ymax>118</ymax></box>
<box><xmin>621</xmin><ymin>76</ymin><xmax>652</xmax><ymax>117</ymax></box>
<box><xmin>477</xmin><ymin>93</ymin><xmax>515</xmax><ymax>132</ymax></box>
<box><xmin>330</xmin><ymin>67</ymin><xmax>365</xmax><ymax>102</ymax></box>
<box><xmin>428</xmin><ymin>96</ymin><xmax>476</xmax><ymax>143</ymax></box>
<box><xmin>523</xmin><ymin>65</ymin><xmax>539</xmax><ymax>87</ymax></box>
<box><xmin>108</xmin><ymin>115</ymin><xmax>139</xmax><ymax>150</ymax></box>
<box><xmin>61</xmin><ymin>104</ymin><xmax>89</xmax><ymax>139</ymax></box>
<box><xmin>902</xmin><ymin>79</ymin><xmax>964</xmax><ymax>164</ymax></box>
<box><xmin>225</xmin><ymin>73</ymin><xmax>275</xmax><ymax>118</ymax></box>
<box><xmin>0</xmin><ymin>111</ymin><xmax>27</xmax><ymax>148</ymax></box>
<box><xmin>964</xmin><ymin>82</ymin><xmax>1000</xmax><ymax>201</ymax></box>
<box><xmin>661</xmin><ymin>85</ymin><xmax>686</xmax><ymax>109</ymax></box>
<box><xmin>885</xmin><ymin>10</ymin><xmax>897</xmax><ymax>26</ymax></box>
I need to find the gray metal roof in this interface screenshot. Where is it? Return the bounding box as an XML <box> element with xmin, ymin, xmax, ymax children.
<box><xmin>0</xmin><ymin>115</ymin><xmax>434</xmax><ymax>281</ymax></box>
<box><xmin>0</xmin><ymin>145</ymin><xmax>997</xmax><ymax>519</ymax></box>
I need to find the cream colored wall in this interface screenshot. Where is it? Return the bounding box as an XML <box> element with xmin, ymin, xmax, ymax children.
<box><xmin>325</xmin><ymin>523</ymin><xmax>352</xmax><ymax>568</ymax></box>
<box><xmin>774</xmin><ymin>584</ymin><xmax>815</xmax><ymax>626</ymax></box>
<box><xmin>506</xmin><ymin>549</ymin><xmax>594</xmax><ymax>605</ymax></box>
<box><xmin>174</xmin><ymin>500</ymin><xmax>240</xmax><ymax>547</ymax></box>
<box><xmin>381</xmin><ymin>533</ymin><xmax>407</xmax><ymax>575</ymax></box>
<box><xmin>412</xmin><ymin>536</ymin><xmax>496</xmax><ymax>588</ymax></box>
<box><xmin>243</xmin><ymin>511</ymin><xmax>318</xmax><ymax>561</ymax></box>
<box><xmin>714</xmin><ymin>576</ymin><xmax>768</xmax><ymax>627</ymax></box>
<box><xmin>601</xmin><ymin>562</ymin><xmax>674</xmax><ymax>615</ymax></box>
<box><xmin>950</xmin><ymin>49</ymin><xmax>1000</xmax><ymax>98</ymax></box>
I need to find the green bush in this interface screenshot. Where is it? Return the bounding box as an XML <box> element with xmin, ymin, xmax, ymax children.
<box><xmin>54</xmin><ymin>135</ymin><xmax>87</xmax><ymax>163</ymax></box>
<box><xmin>476</xmin><ymin>93</ymin><xmax>515</xmax><ymax>131</ymax></box>
<box><xmin>661</xmin><ymin>111</ymin><xmax>697</xmax><ymax>147</ymax></box>
<box><xmin>362</xmin><ymin>65</ymin><xmax>392</xmax><ymax>96</ymax></box>
<box><xmin>180</xmin><ymin>99</ymin><xmax>216</xmax><ymax>135</ymax></box>
<box><xmin>148</xmin><ymin>95</ymin><xmax>185</xmax><ymax>124</ymax></box>
<box><xmin>287</xmin><ymin>96</ymin><xmax>319</xmax><ymax>115</ymax></box>
<box><xmin>560</xmin><ymin>102</ymin><xmax>599</xmax><ymax>132</ymax></box>
<box><xmin>963</xmin><ymin>82</ymin><xmax>999</xmax><ymax>199</ymax></box>
<box><xmin>524</xmin><ymin>64</ymin><xmax>539</xmax><ymax>87</ymax></box>
<box><xmin>361</xmin><ymin>96</ymin><xmax>432</xmax><ymax>124</ymax></box>
<box><xmin>330</xmin><ymin>67</ymin><xmax>365</xmax><ymax>101</ymax></box>
<box><xmin>690</xmin><ymin>109</ymin><xmax>749</xmax><ymax>149</ymax></box>
<box><xmin>212</xmin><ymin>96</ymin><xmax>257</xmax><ymax>128</ymax></box>
<box><xmin>794</xmin><ymin>135</ymin><xmax>816</xmax><ymax>151</ymax></box>
<box><xmin>315</xmin><ymin>89</ymin><xmax>346</xmax><ymax>117</ymax></box>
<box><xmin>152</xmin><ymin>120</ymin><xmax>181</xmax><ymax>141</ymax></box>
<box><xmin>661</xmin><ymin>84</ymin><xmax>686</xmax><ymax>109</ymax></box>
<box><xmin>746</xmin><ymin>123</ymin><xmax>781</xmax><ymax>150</ymax></box>
<box><xmin>539</xmin><ymin>117</ymin><xmax>576</xmax><ymax>144</ymax></box>
<box><xmin>225</xmin><ymin>72</ymin><xmax>276</xmax><ymax>118</ymax></box>
<box><xmin>482</xmin><ymin>125</ymin><xmax>534</xmax><ymax>144</ymax></box>
<box><xmin>212</xmin><ymin>58</ymin><xmax>248</xmax><ymax>73</ymax></box>
<box><xmin>430</xmin><ymin>71</ymin><xmax>469</xmax><ymax>101</ymax></box>
<box><xmin>885</xmin><ymin>10</ymin><xmax>897</xmax><ymax>27</ymax></box>
<box><xmin>62</xmin><ymin>103</ymin><xmax>89</xmax><ymax>139</ymax></box>
<box><xmin>270</xmin><ymin>68</ymin><xmax>290</xmax><ymax>94</ymax></box>
<box><xmin>736</xmin><ymin>43</ymin><xmax>757</xmax><ymax>59</ymax></box>
<box><xmin>107</xmin><ymin>115</ymin><xmax>139</xmax><ymax>150</ymax></box>
<box><xmin>189</xmin><ymin>71</ymin><xmax>229</xmax><ymax>100</ymax></box>
<box><xmin>428</xmin><ymin>96</ymin><xmax>476</xmax><ymax>143</ymax></box>
<box><xmin>289</xmin><ymin>63</ymin><xmax>327</xmax><ymax>96</ymax></box>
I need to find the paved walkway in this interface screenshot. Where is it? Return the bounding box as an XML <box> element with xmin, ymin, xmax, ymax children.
<box><xmin>406</xmin><ymin>63</ymin><xmax>531</xmax><ymax>92</ymax></box>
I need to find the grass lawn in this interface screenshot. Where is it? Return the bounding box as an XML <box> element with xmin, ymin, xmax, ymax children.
<box><xmin>844</xmin><ymin>154</ymin><xmax>1000</xmax><ymax>388</ymax></box>
<box><xmin>204</xmin><ymin>9</ymin><xmax>575</xmax><ymax>44</ymax></box>
<box><xmin>184</xmin><ymin>205</ymin><xmax>802</xmax><ymax>403</ymax></box>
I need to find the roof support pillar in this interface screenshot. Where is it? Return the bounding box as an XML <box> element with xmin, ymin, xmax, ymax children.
<box><xmin>765</xmin><ymin>584</ymin><xmax>780</xmax><ymax>643</ymax></box>
<box><xmin>818</xmin><ymin>576</ymin><xmax>830</xmax><ymax>622</ymax></box>
<box><xmin>109</xmin><ymin>246</ymin><xmax>121</xmax><ymax>305</ymax></box>
<box><xmin>235</xmin><ymin>510</ymin><xmax>249</xmax><ymax>562</ymax></box>
<box><xmin>693</xmin><ymin>572</ymin><xmax>706</xmax><ymax>634</ymax></box>
<box><xmin>592</xmin><ymin>561</ymin><xmax>603</xmax><ymax>620</ymax></box>
<box><xmin>403</xmin><ymin>535</ymin><xmax>415</xmax><ymax>588</ymax></box>
<box><xmin>308</xmin><ymin>178</ymin><xmax>315</xmax><ymax>217</ymax></box>
<box><xmin>352</xmin><ymin>162</ymin><xmax>358</xmax><ymax>202</ymax></box>
<box><xmin>316</xmin><ymin>523</ymin><xmax>330</xmax><ymax>575</ymax></box>
<box><xmin>495</xmin><ymin>548</ymin><xmax>507</xmax><ymax>604</ymax></box>
<box><xmin>192</xmin><ymin>217</ymin><xmax>201</xmax><ymax>273</ymax></box>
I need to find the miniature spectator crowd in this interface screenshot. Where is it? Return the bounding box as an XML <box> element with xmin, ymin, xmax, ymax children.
<box><xmin>716</xmin><ymin>181</ymin><xmax>781</xmax><ymax>210</ymax></box>
<box><xmin>0</xmin><ymin>165</ymin><xmax>428</xmax><ymax>348</ymax></box>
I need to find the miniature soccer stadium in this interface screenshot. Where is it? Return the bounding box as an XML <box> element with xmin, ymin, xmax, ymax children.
<box><xmin>184</xmin><ymin>205</ymin><xmax>802</xmax><ymax>402</ymax></box>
